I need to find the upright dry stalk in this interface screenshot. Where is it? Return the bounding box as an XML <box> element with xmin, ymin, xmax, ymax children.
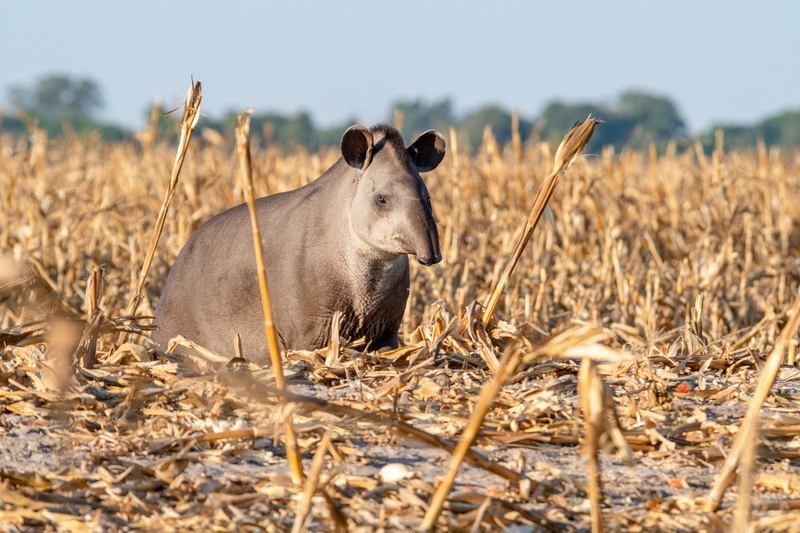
<box><xmin>79</xmin><ymin>266</ymin><xmax>104</xmax><ymax>369</ymax></box>
<box><xmin>121</xmin><ymin>81</ymin><xmax>202</xmax><ymax>345</ymax></box>
<box><xmin>706</xmin><ymin>288</ymin><xmax>800</xmax><ymax>510</ymax></box>
<box><xmin>420</xmin><ymin>349</ymin><xmax>521</xmax><ymax>532</ymax></box>
<box><xmin>236</xmin><ymin>111</ymin><xmax>305</xmax><ymax>485</ymax></box>
<box><xmin>136</xmin><ymin>97</ymin><xmax>162</xmax><ymax>151</ymax></box>
<box><xmin>421</xmin><ymin>326</ymin><xmax>627</xmax><ymax>532</ymax></box>
<box><xmin>579</xmin><ymin>359</ymin><xmax>605</xmax><ymax>533</ymax></box>
<box><xmin>511</xmin><ymin>107</ymin><xmax>522</xmax><ymax>163</ymax></box>
<box><xmin>482</xmin><ymin>117</ymin><xmax>600</xmax><ymax>324</ymax></box>
<box><xmin>393</xmin><ymin>107</ymin><xmax>405</xmax><ymax>133</ymax></box>
<box><xmin>732</xmin><ymin>422</ymin><xmax>758</xmax><ymax>533</ymax></box>
<box><xmin>292</xmin><ymin>431</ymin><xmax>333</xmax><ymax>533</ymax></box>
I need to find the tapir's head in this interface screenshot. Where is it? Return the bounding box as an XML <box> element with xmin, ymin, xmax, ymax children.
<box><xmin>342</xmin><ymin>124</ymin><xmax>445</xmax><ymax>266</ymax></box>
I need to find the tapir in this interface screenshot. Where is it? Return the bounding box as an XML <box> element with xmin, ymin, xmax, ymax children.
<box><xmin>151</xmin><ymin>124</ymin><xmax>445</xmax><ymax>365</ymax></box>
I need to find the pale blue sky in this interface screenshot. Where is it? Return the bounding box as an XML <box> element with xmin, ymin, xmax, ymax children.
<box><xmin>1</xmin><ymin>2</ymin><xmax>797</xmax><ymax>133</ymax></box>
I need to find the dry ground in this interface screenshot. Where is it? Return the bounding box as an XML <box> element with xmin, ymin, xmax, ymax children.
<box><xmin>1</xmin><ymin>126</ymin><xmax>800</xmax><ymax>531</ymax></box>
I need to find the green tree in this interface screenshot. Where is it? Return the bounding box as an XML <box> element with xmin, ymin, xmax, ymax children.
<box><xmin>616</xmin><ymin>91</ymin><xmax>686</xmax><ymax>149</ymax></box>
<box><xmin>9</xmin><ymin>74</ymin><xmax>103</xmax><ymax>121</ymax></box>
<box><xmin>459</xmin><ymin>104</ymin><xmax>532</xmax><ymax>148</ymax></box>
<box><xmin>762</xmin><ymin>111</ymin><xmax>800</xmax><ymax>146</ymax></box>
<box><xmin>0</xmin><ymin>108</ymin><xmax>26</xmax><ymax>137</ymax></box>
<box><xmin>705</xmin><ymin>110</ymin><xmax>800</xmax><ymax>151</ymax></box>
<box><xmin>5</xmin><ymin>74</ymin><xmax>126</xmax><ymax>139</ymax></box>
<box><xmin>540</xmin><ymin>101</ymin><xmax>611</xmax><ymax>152</ymax></box>
<box><xmin>226</xmin><ymin>110</ymin><xmax>351</xmax><ymax>149</ymax></box>
<box><xmin>539</xmin><ymin>92</ymin><xmax>687</xmax><ymax>152</ymax></box>
<box><xmin>277</xmin><ymin>111</ymin><xmax>315</xmax><ymax>146</ymax></box>
<box><xmin>316</xmin><ymin>118</ymin><xmax>360</xmax><ymax>147</ymax></box>
<box><xmin>390</xmin><ymin>98</ymin><xmax>455</xmax><ymax>139</ymax></box>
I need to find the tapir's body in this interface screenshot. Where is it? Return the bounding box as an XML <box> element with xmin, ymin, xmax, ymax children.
<box><xmin>152</xmin><ymin>124</ymin><xmax>445</xmax><ymax>365</ymax></box>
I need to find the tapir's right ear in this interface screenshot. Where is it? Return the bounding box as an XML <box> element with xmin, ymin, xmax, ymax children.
<box><xmin>408</xmin><ymin>130</ymin><xmax>446</xmax><ymax>172</ymax></box>
<box><xmin>341</xmin><ymin>125</ymin><xmax>374</xmax><ymax>171</ymax></box>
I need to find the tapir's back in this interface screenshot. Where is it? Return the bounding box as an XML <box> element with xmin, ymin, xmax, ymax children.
<box><xmin>152</xmin><ymin>200</ymin><xmax>266</xmax><ymax>358</ymax></box>
<box><xmin>152</xmin><ymin>162</ymin><xmax>350</xmax><ymax>362</ymax></box>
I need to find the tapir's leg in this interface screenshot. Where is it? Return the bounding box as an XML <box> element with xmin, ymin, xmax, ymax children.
<box><xmin>369</xmin><ymin>329</ymin><xmax>400</xmax><ymax>352</ymax></box>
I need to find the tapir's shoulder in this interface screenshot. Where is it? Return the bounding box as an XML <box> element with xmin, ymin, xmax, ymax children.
<box><xmin>256</xmin><ymin>159</ymin><xmax>351</xmax><ymax>212</ymax></box>
<box><xmin>177</xmin><ymin>157</ymin><xmax>351</xmax><ymax>262</ymax></box>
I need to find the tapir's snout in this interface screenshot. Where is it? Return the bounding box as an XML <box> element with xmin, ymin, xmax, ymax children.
<box><xmin>417</xmin><ymin>251</ymin><xmax>442</xmax><ymax>266</ymax></box>
<box><xmin>402</xmin><ymin>191</ymin><xmax>441</xmax><ymax>267</ymax></box>
<box><xmin>414</xmin><ymin>223</ymin><xmax>442</xmax><ymax>266</ymax></box>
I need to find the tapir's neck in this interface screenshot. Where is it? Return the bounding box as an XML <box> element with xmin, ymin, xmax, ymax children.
<box><xmin>342</xmin><ymin>207</ymin><xmax>407</xmax><ymax>281</ymax></box>
<box><xmin>308</xmin><ymin>159</ymin><xmax>409</xmax><ymax>301</ymax></box>
<box><xmin>339</xmin><ymin>171</ymin><xmax>407</xmax><ymax>287</ymax></box>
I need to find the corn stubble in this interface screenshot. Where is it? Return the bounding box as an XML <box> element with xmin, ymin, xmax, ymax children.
<box><xmin>1</xmin><ymin>107</ymin><xmax>800</xmax><ymax>531</ymax></box>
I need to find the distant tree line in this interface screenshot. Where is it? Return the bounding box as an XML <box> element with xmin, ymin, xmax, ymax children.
<box><xmin>1</xmin><ymin>75</ymin><xmax>129</xmax><ymax>140</ymax></box>
<box><xmin>2</xmin><ymin>74</ymin><xmax>800</xmax><ymax>152</ymax></box>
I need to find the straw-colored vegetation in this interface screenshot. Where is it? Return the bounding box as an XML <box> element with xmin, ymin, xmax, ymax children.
<box><xmin>2</xmin><ymin>101</ymin><xmax>800</xmax><ymax>531</ymax></box>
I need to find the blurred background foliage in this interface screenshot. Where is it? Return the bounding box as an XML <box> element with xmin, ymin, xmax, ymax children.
<box><xmin>2</xmin><ymin>73</ymin><xmax>799</xmax><ymax>153</ymax></box>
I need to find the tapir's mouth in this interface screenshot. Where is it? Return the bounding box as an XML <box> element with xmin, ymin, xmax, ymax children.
<box><xmin>395</xmin><ymin>235</ymin><xmax>441</xmax><ymax>265</ymax></box>
<box><xmin>417</xmin><ymin>252</ymin><xmax>442</xmax><ymax>266</ymax></box>
<box><xmin>396</xmin><ymin>218</ymin><xmax>441</xmax><ymax>266</ymax></box>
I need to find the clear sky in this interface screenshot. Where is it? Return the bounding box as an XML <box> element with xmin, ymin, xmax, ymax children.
<box><xmin>1</xmin><ymin>1</ymin><xmax>798</xmax><ymax>134</ymax></box>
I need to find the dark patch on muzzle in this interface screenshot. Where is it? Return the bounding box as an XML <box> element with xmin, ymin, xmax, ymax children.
<box><xmin>417</xmin><ymin>252</ymin><xmax>442</xmax><ymax>266</ymax></box>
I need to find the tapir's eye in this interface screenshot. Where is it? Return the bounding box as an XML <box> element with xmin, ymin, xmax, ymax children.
<box><xmin>376</xmin><ymin>195</ymin><xmax>387</xmax><ymax>206</ymax></box>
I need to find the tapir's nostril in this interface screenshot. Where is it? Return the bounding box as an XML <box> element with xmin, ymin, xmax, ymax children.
<box><xmin>417</xmin><ymin>253</ymin><xmax>442</xmax><ymax>266</ymax></box>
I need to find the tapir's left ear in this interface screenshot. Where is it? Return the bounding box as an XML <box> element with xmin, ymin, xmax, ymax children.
<box><xmin>341</xmin><ymin>125</ymin><xmax>374</xmax><ymax>171</ymax></box>
<box><xmin>408</xmin><ymin>130</ymin><xmax>446</xmax><ymax>172</ymax></box>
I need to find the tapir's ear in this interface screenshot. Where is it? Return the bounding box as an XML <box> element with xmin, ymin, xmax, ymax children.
<box><xmin>408</xmin><ymin>130</ymin><xmax>446</xmax><ymax>172</ymax></box>
<box><xmin>341</xmin><ymin>125</ymin><xmax>374</xmax><ymax>171</ymax></box>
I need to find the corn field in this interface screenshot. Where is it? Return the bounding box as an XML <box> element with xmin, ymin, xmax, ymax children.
<box><xmin>1</xmin><ymin>115</ymin><xmax>800</xmax><ymax>531</ymax></box>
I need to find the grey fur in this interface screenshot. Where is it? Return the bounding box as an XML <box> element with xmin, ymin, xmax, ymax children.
<box><xmin>151</xmin><ymin>124</ymin><xmax>445</xmax><ymax>364</ymax></box>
